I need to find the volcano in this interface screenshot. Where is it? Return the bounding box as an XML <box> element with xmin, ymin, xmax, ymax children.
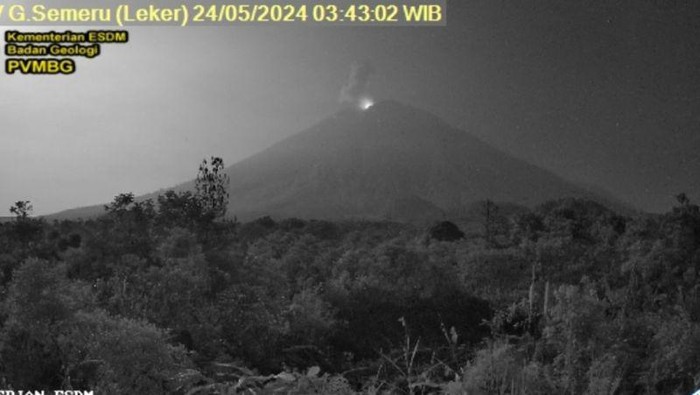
<box><xmin>50</xmin><ymin>101</ymin><xmax>627</xmax><ymax>222</ymax></box>
<box><xmin>198</xmin><ymin>100</ymin><xmax>625</xmax><ymax>221</ymax></box>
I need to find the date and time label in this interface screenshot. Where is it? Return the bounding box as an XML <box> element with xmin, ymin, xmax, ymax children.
<box><xmin>0</xmin><ymin>3</ymin><xmax>446</xmax><ymax>26</ymax></box>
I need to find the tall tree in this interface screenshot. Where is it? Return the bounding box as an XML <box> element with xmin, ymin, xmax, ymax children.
<box><xmin>9</xmin><ymin>200</ymin><xmax>32</xmax><ymax>219</ymax></box>
<box><xmin>195</xmin><ymin>156</ymin><xmax>230</xmax><ymax>219</ymax></box>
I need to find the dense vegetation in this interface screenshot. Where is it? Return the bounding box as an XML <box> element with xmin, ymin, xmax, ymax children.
<box><xmin>1</xmin><ymin>163</ymin><xmax>699</xmax><ymax>394</ymax></box>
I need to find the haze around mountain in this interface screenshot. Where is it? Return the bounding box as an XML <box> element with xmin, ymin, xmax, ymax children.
<box><xmin>49</xmin><ymin>101</ymin><xmax>626</xmax><ymax>222</ymax></box>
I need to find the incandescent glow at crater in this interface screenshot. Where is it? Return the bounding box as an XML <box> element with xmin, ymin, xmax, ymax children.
<box><xmin>359</xmin><ymin>97</ymin><xmax>374</xmax><ymax>110</ymax></box>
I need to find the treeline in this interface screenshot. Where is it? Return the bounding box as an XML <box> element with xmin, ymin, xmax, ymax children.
<box><xmin>0</xmin><ymin>174</ymin><xmax>699</xmax><ymax>392</ymax></box>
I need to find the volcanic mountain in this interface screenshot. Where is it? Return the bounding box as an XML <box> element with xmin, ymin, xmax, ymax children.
<box><xmin>50</xmin><ymin>101</ymin><xmax>627</xmax><ymax>222</ymax></box>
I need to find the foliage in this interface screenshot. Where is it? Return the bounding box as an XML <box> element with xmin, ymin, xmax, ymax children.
<box><xmin>195</xmin><ymin>156</ymin><xmax>230</xmax><ymax>219</ymax></box>
<box><xmin>2</xmin><ymin>180</ymin><xmax>700</xmax><ymax>393</ymax></box>
<box><xmin>9</xmin><ymin>200</ymin><xmax>32</xmax><ymax>218</ymax></box>
<box><xmin>0</xmin><ymin>258</ymin><xmax>189</xmax><ymax>392</ymax></box>
<box><xmin>65</xmin><ymin>310</ymin><xmax>191</xmax><ymax>394</ymax></box>
<box><xmin>427</xmin><ymin>221</ymin><xmax>464</xmax><ymax>242</ymax></box>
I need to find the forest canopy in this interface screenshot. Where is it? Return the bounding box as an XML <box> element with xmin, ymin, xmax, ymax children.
<box><xmin>1</xmin><ymin>165</ymin><xmax>699</xmax><ymax>393</ymax></box>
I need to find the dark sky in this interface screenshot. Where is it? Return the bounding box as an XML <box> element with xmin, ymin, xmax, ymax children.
<box><xmin>3</xmin><ymin>0</ymin><xmax>700</xmax><ymax>214</ymax></box>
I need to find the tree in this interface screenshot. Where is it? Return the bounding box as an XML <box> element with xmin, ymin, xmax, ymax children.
<box><xmin>428</xmin><ymin>221</ymin><xmax>465</xmax><ymax>242</ymax></box>
<box><xmin>0</xmin><ymin>258</ymin><xmax>92</xmax><ymax>388</ymax></box>
<box><xmin>156</xmin><ymin>190</ymin><xmax>203</xmax><ymax>228</ymax></box>
<box><xmin>99</xmin><ymin>193</ymin><xmax>155</xmax><ymax>257</ymax></box>
<box><xmin>65</xmin><ymin>310</ymin><xmax>191</xmax><ymax>393</ymax></box>
<box><xmin>9</xmin><ymin>200</ymin><xmax>32</xmax><ymax>219</ymax></box>
<box><xmin>104</xmin><ymin>192</ymin><xmax>135</xmax><ymax>213</ymax></box>
<box><xmin>195</xmin><ymin>157</ymin><xmax>230</xmax><ymax>219</ymax></box>
<box><xmin>8</xmin><ymin>200</ymin><xmax>43</xmax><ymax>248</ymax></box>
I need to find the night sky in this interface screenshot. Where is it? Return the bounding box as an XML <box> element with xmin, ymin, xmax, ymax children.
<box><xmin>2</xmin><ymin>0</ymin><xmax>700</xmax><ymax>214</ymax></box>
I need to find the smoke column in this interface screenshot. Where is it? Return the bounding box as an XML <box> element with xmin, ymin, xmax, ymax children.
<box><xmin>339</xmin><ymin>61</ymin><xmax>374</xmax><ymax>107</ymax></box>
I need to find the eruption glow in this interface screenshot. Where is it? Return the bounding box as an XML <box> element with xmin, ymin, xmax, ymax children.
<box><xmin>359</xmin><ymin>97</ymin><xmax>374</xmax><ymax>110</ymax></box>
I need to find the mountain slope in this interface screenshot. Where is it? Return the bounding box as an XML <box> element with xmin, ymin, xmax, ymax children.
<box><xmin>49</xmin><ymin>101</ymin><xmax>629</xmax><ymax>222</ymax></box>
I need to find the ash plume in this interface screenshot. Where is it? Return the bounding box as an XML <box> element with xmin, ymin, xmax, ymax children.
<box><xmin>339</xmin><ymin>61</ymin><xmax>374</xmax><ymax>104</ymax></box>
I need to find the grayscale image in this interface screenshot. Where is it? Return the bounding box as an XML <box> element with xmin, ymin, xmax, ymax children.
<box><xmin>1</xmin><ymin>1</ymin><xmax>699</xmax><ymax>393</ymax></box>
